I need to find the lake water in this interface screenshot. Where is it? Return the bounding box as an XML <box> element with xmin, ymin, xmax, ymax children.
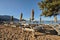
<box><xmin>25</xmin><ymin>21</ymin><xmax>60</xmax><ymax>24</ymax></box>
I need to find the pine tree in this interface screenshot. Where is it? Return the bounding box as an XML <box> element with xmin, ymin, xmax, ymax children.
<box><xmin>38</xmin><ymin>0</ymin><xmax>60</xmax><ymax>22</ymax></box>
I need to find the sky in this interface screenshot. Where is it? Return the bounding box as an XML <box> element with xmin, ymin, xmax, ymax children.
<box><xmin>0</xmin><ymin>0</ymin><xmax>60</xmax><ymax>21</ymax></box>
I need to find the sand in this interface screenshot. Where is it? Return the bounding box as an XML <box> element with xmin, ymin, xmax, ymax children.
<box><xmin>0</xmin><ymin>25</ymin><xmax>60</xmax><ymax>40</ymax></box>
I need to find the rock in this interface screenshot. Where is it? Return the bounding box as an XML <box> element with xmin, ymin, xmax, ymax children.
<box><xmin>4</xmin><ymin>24</ymin><xmax>8</xmax><ymax>27</ymax></box>
<box><xmin>23</xmin><ymin>28</ymin><xmax>34</xmax><ymax>32</ymax></box>
<box><xmin>11</xmin><ymin>25</ymin><xmax>16</xmax><ymax>27</ymax></box>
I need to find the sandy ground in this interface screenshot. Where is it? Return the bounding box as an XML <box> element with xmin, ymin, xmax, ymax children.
<box><xmin>0</xmin><ymin>25</ymin><xmax>60</xmax><ymax>40</ymax></box>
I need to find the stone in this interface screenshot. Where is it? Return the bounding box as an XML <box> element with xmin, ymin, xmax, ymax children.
<box><xmin>11</xmin><ymin>25</ymin><xmax>16</xmax><ymax>27</ymax></box>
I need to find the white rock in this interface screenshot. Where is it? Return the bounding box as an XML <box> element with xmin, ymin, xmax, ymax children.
<box><xmin>23</xmin><ymin>28</ymin><xmax>34</xmax><ymax>32</ymax></box>
<box><xmin>11</xmin><ymin>25</ymin><xmax>16</xmax><ymax>27</ymax></box>
<box><xmin>4</xmin><ymin>24</ymin><xmax>8</xmax><ymax>26</ymax></box>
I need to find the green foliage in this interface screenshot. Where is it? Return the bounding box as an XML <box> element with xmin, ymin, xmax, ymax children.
<box><xmin>38</xmin><ymin>0</ymin><xmax>60</xmax><ymax>17</ymax></box>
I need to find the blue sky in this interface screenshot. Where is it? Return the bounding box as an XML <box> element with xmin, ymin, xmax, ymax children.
<box><xmin>0</xmin><ymin>0</ymin><xmax>60</xmax><ymax>21</ymax></box>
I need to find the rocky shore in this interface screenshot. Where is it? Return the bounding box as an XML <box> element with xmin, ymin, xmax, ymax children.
<box><xmin>0</xmin><ymin>25</ymin><xmax>60</xmax><ymax>40</ymax></box>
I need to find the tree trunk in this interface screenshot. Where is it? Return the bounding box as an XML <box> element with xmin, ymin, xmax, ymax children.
<box><xmin>54</xmin><ymin>16</ymin><xmax>57</xmax><ymax>23</ymax></box>
<box><xmin>10</xmin><ymin>16</ymin><xmax>13</xmax><ymax>22</ymax></box>
<box><xmin>30</xmin><ymin>18</ymin><xmax>31</xmax><ymax>22</ymax></box>
<box><xmin>40</xmin><ymin>16</ymin><xmax>42</xmax><ymax>24</ymax></box>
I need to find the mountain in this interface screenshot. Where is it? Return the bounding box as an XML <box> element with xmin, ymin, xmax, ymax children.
<box><xmin>0</xmin><ymin>15</ymin><xmax>19</xmax><ymax>22</ymax></box>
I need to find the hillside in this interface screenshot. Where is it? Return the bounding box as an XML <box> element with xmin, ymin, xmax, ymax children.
<box><xmin>0</xmin><ymin>15</ymin><xmax>19</xmax><ymax>22</ymax></box>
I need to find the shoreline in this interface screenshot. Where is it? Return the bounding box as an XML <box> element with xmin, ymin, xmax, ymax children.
<box><xmin>0</xmin><ymin>24</ymin><xmax>60</xmax><ymax>40</ymax></box>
